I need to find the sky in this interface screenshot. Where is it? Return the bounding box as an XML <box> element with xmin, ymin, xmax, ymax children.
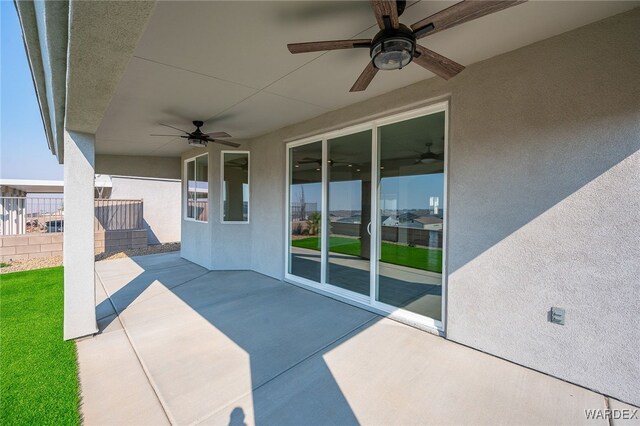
<box><xmin>1</xmin><ymin>2</ymin><xmax>63</xmax><ymax>180</ymax></box>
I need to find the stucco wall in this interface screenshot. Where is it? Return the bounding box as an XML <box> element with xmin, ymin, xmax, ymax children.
<box><xmin>177</xmin><ymin>10</ymin><xmax>639</xmax><ymax>405</ymax></box>
<box><xmin>109</xmin><ymin>176</ymin><xmax>181</xmax><ymax>244</ymax></box>
<box><xmin>180</xmin><ymin>144</ymin><xmax>252</xmax><ymax>270</ymax></box>
<box><xmin>236</xmin><ymin>9</ymin><xmax>639</xmax><ymax>405</ymax></box>
<box><xmin>96</xmin><ymin>155</ymin><xmax>181</xmax><ymax>180</ymax></box>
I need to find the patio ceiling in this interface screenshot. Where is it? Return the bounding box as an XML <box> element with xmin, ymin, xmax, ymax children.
<box><xmin>96</xmin><ymin>1</ymin><xmax>637</xmax><ymax>157</ymax></box>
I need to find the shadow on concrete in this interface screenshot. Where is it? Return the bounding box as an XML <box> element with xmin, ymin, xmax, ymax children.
<box><xmin>229</xmin><ymin>407</ymin><xmax>247</xmax><ymax>426</ymax></box>
<box><xmin>96</xmin><ymin>254</ymin><xmax>377</xmax><ymax>424</ymax></box>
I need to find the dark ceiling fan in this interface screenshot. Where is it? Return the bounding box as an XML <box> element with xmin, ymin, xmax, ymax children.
<box><xmin>225</xmin><ymin>157</ymin><xmax>249</xmax><ymax>171</ymax></box>
<box><xmin>151</xmin><ymin>120</ymin><xmax>240</xmax><ymax>148</ymax></box>
<box><xmin>287</xmin><ymin>0</ymin><xmax>526</xmax><ymax>92</ymax></box>
<box><xmin>296</xmin><ymin>157</ymin><xmax>358</xmax><ymax>168</ymax></box>
<box><xmin>414</xmin><ymin>143</ymin><xmax>444</xmax><ymax>164</ymax></box>
<box><xmin>380</xmin><ymin>142</ymin><xmax>444</xmax><ymax>168</ymax></box>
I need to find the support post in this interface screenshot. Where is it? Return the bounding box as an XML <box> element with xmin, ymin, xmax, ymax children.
<box><xmin>63</xmin><ymin>130</ymin><xmax>97</xmax><ymax>340</ymax></box>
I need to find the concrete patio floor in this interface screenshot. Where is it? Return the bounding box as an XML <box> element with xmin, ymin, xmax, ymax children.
<box><xmin>78</xmin><ymin>252</ymin><xmax>636</xmax><ymax>425</ymax></box>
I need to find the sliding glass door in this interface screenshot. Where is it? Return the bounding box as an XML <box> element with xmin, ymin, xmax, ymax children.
<box><xmin>376</xmin><ymin>112</ymin><xmax>445</xmax><ymax>322</ymax></box>
<box><xmin>288</xmin><ymin>141</ymin><xmax>323</xmax><ymax>283</ymax></box>
<box><xmin>286</xmin><ymin>103</ymin><xmax>447</xmax><ymax>330</ymax></box>
<box><xmin>326</xmin><ymin>130</ymin><xmax>372</xmax><ymax>297</ymax></box>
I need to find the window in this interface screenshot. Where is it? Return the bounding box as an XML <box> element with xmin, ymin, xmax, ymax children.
<box><xmin>221</xmin><ymin>151</ymin><xmax>249</xmax><ymax>223</ymax></box>
<box><xmin>185</xmin><ymin>154</ymin><xmax>208</xmax><ymax>222</ymax></box>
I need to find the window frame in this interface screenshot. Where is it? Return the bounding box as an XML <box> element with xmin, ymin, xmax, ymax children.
<box><xmin>184</xmin><ymin>153</ymin><xmax>209</xmax><ymax>223</ymax></box>
<box><xmin>220</xmin><ymin>150</ymin><xmax>250</xmax><ymax>224</ymax></box>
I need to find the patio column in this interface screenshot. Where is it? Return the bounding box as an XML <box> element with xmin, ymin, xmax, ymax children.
<box><xmin>63</xmin><ymin>130</ymin><xmax>97</xmax><ymax>340</ymax></box>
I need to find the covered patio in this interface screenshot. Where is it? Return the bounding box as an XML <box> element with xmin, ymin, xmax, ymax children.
<box><xmin>80</xmin><ymin>252</ymin><xmax>623</xmax><ymax>425</ymax></box>
<box><xmin>15</xmin><ymin>0</ymin><xmax>640</xmax><ymax>414</ymax></box>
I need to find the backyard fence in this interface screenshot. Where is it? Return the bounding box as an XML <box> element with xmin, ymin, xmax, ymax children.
<box><xmin>0</xmin><ymin>196</ymin><xmax>143</xmax><ymax>235</ymax></box>
<box><xmin>1</xmin><ymin>197</ymin><xmax>65</xmax><ymax>235</ymax></box>
<box><xmin>329</xmin><ymin>221</ymin><xmax>443</xmax><ymax>249</ymax></box>
<box><xmin>186</xmin><ymin>199</ymin><xmax>208</xmax><ymax>222</ymax></box>
<box><xmin>94</xmin><ymin>199</ymin><xmax>143</xmax><ymax>231</ymax></box>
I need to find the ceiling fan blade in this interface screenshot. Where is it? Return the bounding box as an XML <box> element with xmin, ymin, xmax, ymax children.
<box><xmin>371</xmin><ymin>0</ymin><xmax>400</xmax><ymax>30</ymax></box>
<box><xmin>204</xmin><ymin>131</ymin><xmax>232</xmax><ymax>138</ymax></box>
<box><xmin>411</xmin><ymin>0</ymin><xmax>526</xmax><ymax>39</ymax></box>
<box><xmin>350</xmin><ymin>62</ymin><xmax>379</xmax><ymax>92</ymax></box>
<box><xmin>149</xmin><ymin>134</ymin><xmax>182</xmax><ymax>137</ymax></box>
<box><xmin>159</xmin><ymin>123</ymin><xmax>190</xmax><ymax>134</ymax></box>
<box><xmin>413</xmin><ymin>45</ymin><xmax>464</xmax><ymax>80</ymax></box>
<box><xmin>211</xmin><ymin>139</ymin><xmax>241</xmax><ymax>148</ymax></box>
<box><xmin>288</xmin><ymin>39</ymin><xmax>371</xmax><ymax>54</ymax></box>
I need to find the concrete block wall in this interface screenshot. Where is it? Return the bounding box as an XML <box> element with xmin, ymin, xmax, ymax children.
<box><xmin>0</xmin><ymin>234</ymin><xmax>64</xmax><ymax>262</ymax></box>
<box><xmin>0</xmin><ymin>230</ymin><xmax>147</xmax><ymax>262</ymax></box>
<box><xmin>95</xmin><ymin>230</ymin><xmax>148</xmax><ymax>254</ymax></box>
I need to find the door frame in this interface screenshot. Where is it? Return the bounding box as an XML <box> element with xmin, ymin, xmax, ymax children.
<box><xmin>284</xmin><ymin>101</ymin><xmax>449</xmax><ymax>335</ymax></box>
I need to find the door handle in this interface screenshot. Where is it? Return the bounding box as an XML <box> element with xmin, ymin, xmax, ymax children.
<box><xmin>367</xmin><ymin>221</ymin><xmax>372</xmax><ymax>236</ymax></box>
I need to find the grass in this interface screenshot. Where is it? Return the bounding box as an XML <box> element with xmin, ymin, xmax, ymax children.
<box><xmin>0</xmin><ymin>267</ymin><xmax>81</xmax><ymax>426</ymax></box>
<box><xmin>292</xmin><ymin>236</ymin><xmax>443</xmax><ymax>273</ymax></box>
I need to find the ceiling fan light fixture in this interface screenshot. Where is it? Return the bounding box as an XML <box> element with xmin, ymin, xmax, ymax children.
<box><xmin>188</xmin><ymin>137</ymin><xmax>207</xmax><ymax>148</ymax></box>
<box><xmin>420</xmin><ymin>157</ymin><xmax>438</xmax><ymax>164</ymax></box>
<box><xmin>370</xmin><ymin>26</ymin><xmax>415</xmax><ymax>71</ymax></box>
<box><xmin>372</xmin><ymin>39</ymin><xmax>413</xmax><ymax>70</ymax></box>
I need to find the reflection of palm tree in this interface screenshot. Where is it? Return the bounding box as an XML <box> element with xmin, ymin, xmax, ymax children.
<box><xmin>307</xmin><ymin>211</ymin><xmax>321</xmax><ymax>235</ymax></box>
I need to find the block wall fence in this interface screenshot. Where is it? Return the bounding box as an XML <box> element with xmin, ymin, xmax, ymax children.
<box><xmin>0</xmin><ymin>230</ymin><xmax>147</xmax><ymax>262</ymax></box>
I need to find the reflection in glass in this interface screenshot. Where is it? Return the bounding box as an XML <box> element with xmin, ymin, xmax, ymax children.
<box><xmin>186</xmin><ymin>160</ymin><xmax>196</xmax><ymax>219</ymax></box>
<box><xmin>288</xmin><ymin>142</ymin><xmax>322</xmax><ymax>282</ymax></box>
<box><xmin>326</xmin><ymin>130</ymin><xmax>372</xmax><ymax>296</ymax></box>
<box><xmin>223</xmin><ymin>152</ymin><xmax>249</xmax><ymax>222</ymax></box>
<box><xmin>186</xmin><ymin>154</ymin><xmax>208</xmax><ymax>221</ymax></box>
<box><xmin>195</xmin><ymin>155</ymin><xmax>209</xmax><ymax>221</ymax></box>
<box><xmin>377</xmin><ymin>112</ymin><xmax>445</xmax><ymax>320</ymax></box>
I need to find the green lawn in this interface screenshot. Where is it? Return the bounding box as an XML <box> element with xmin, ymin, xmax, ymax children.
<box><xmin>0</xmin><ymin>267</ymin><xmax>81</xmax><ymax>426</ymax></box>
<box><xmin>292</xmin><ymin>236</ymin><xmax>442</xmax><ymax>273</ymax></box>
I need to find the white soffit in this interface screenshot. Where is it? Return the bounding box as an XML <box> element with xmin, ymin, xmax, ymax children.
<box><xmin>96</xmin><ymin>1</ymin><xmax>638</xmax><ymax>157</ymax></box>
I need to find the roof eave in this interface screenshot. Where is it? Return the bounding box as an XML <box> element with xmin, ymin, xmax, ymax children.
<box><xmin>13</xmin><ymin>0</ymin><xmax>62</xmax><ymax>162</ymax></box>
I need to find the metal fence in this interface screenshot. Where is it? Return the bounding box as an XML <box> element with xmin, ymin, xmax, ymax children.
<box><xmin>1</xmin><ymin>197</ymin><xmax>65</xmax><ymax>235</ymax></box>
<box><xmin>0</xmin><ymin>197</ymin><xmax>143</xmax><ymax>235</ymax></box>
<box><xmin>94</xmin><ymin>199</ymin><xmax>143</xmax><ymax>231</ymax></box>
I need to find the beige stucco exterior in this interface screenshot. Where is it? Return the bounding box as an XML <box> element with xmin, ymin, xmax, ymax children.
<box><xmin>182</xmin><ymin>9</ymin><xmax>640</xmax><ymax>405</ymax></box>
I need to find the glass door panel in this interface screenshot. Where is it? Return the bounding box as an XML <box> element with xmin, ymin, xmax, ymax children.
<box><xmin>377</xmin><ymin>112</ymin><xmax>445</xmax><ymax>321</ymax></box>
<box><xmin>288</xmin><ymin>141</ymin><xmax>323</xmax><ymax>283</ymax></box>
<box><xmin>326</xmin><ymin>130</ymin><xmax>372</xmax><ymax>296</ymax></box>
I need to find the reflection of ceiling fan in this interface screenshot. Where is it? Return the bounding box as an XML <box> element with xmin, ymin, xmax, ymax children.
<box><xmin>151</xmin><ymin>120</ymin><xmax>240</xmax><ymax>148</ymax></box>
<box><xmin>414</xmin><ymin>143</ymin><xmax>444</xmax><ymax>164</ymax></box>
<box><xmin>296</xmin><ymin>158</ymin><xmax>355</xmax><ymax>168</ymax></box>
<box><xmin>226</xmin><ymin>157</ymin><xmax>248</xmax><ymax>171</ymax></box>
<box><xmin>383</xmin><ymin>142</ymin><xmax>444</xmax><ymax>166</ymax></box>
<box><xmin>287</xmin><ymin>0</ymin><xmax>525</xmax><ymax>92</ymax></box>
